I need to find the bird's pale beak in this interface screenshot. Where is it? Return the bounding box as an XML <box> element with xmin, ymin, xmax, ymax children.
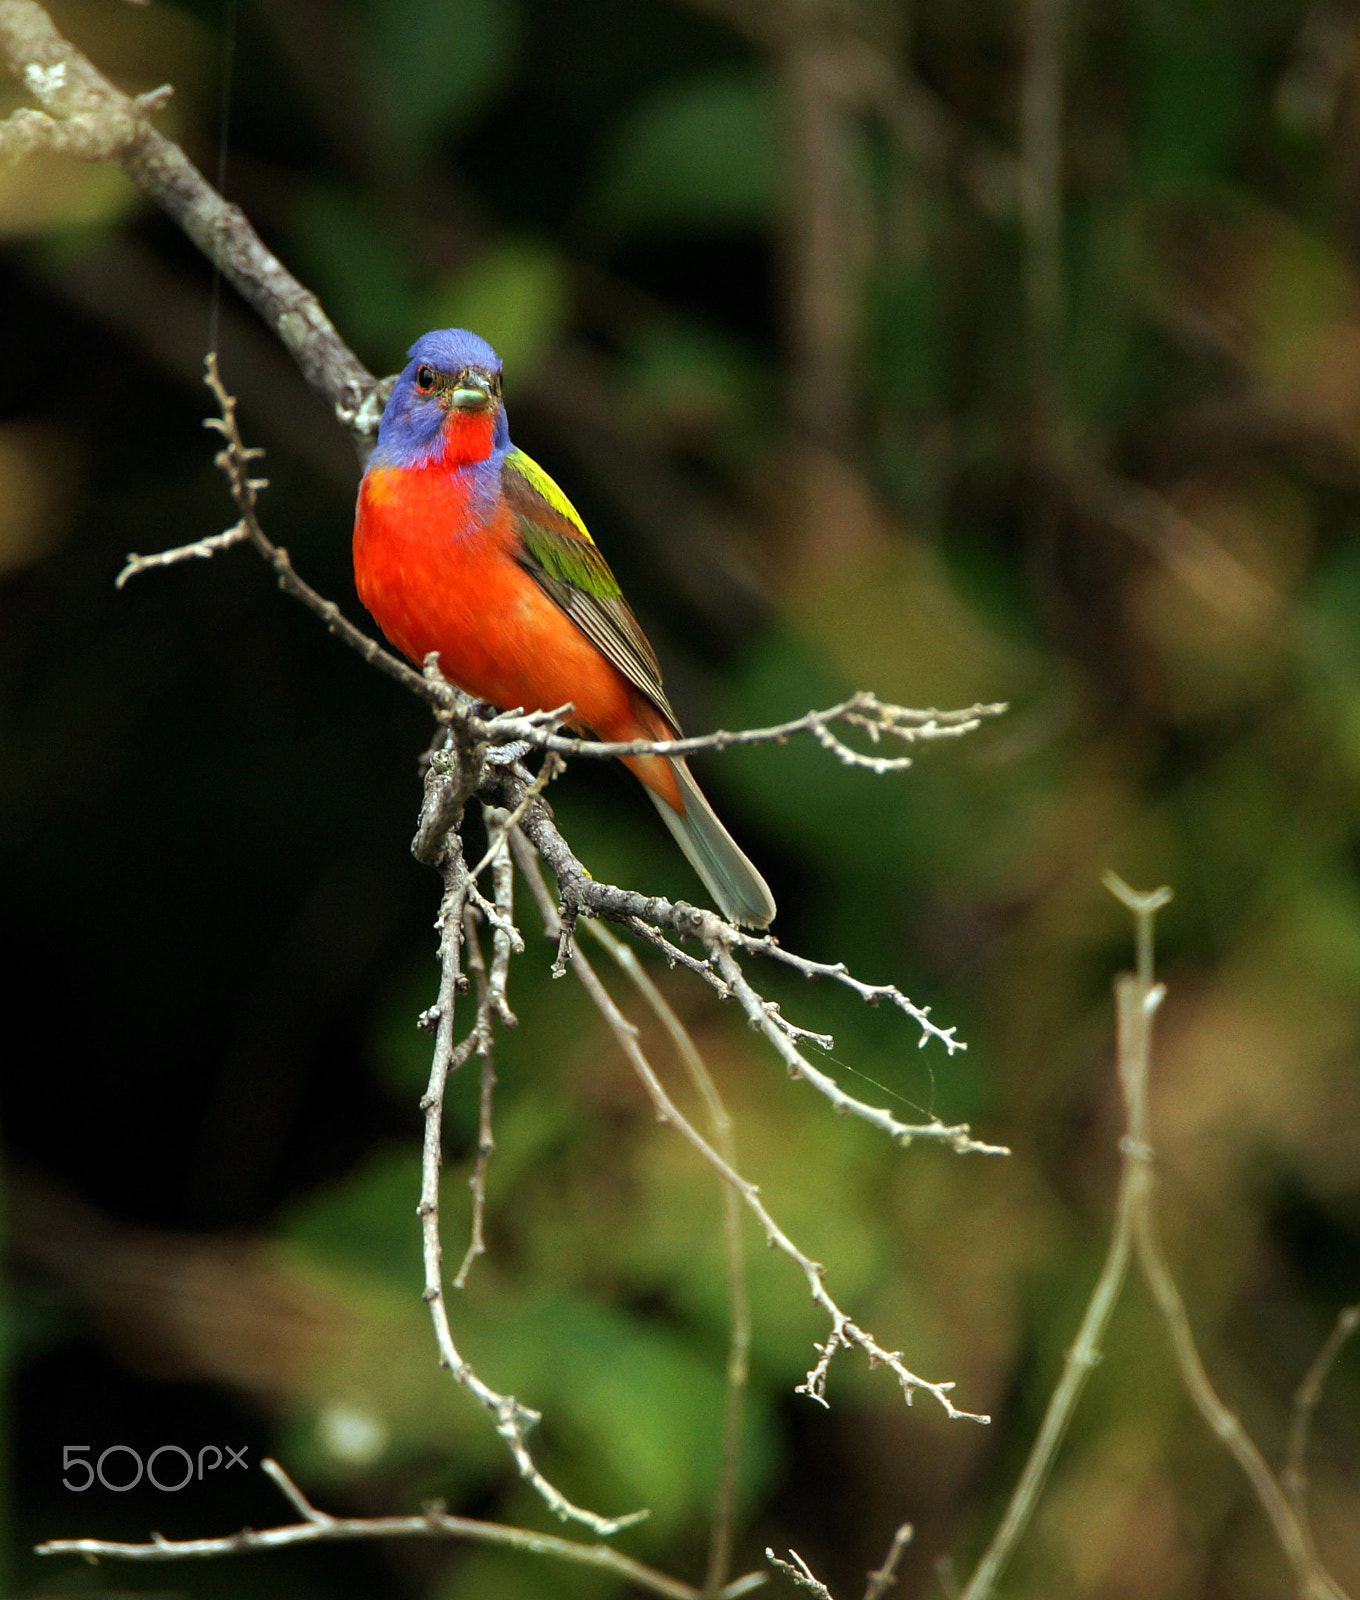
<box><xmin>449</xmin><ymin>367</ymin><xmax>496</xmax><ymax>410</ymax></box>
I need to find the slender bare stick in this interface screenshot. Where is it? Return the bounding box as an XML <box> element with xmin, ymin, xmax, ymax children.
<box><xmin>1131</xmin><ymin>1151</ymin><xmax>1348</xmax><ymax>1599</ymax></box>
<box><xmin>767</xmin><ymin>1548</ymin><xmax>835</xmax><ymax>1600</ymax></box>
<box><xmin>408</xmin><ymin>747</ymin><xmax>641</xmax><ymax>1535</ymax></box>
<box><xmin>1283</xmin><ymin>1303</ymin><xmax>1360</xmax><ymax>1549</ymax></box>
<box><xmin>1101</xmin><ymin>876</ymin><xmax>1351</xmax><ymax>1600</ymax></box>
<box><xmin>477</xmin><ymin>695</ymin><xmax>1003</xmax><ymax>765</ymax></box>
<box><xmin>863</xmin><ymin>1525</ymin><xmax>914</xmax><ymax>1600</ymax></box>
<box><xmin>513</xmin><ymin>833</ymin><xmax>988</xmax><ymax>1427</ymax></box>
<box><xmin>585</xmin><ymin>919</ymin><xmax>752</xmax><ymax>1597</ymax></box>
<box><xmin>450</xmin><ymin>906</ymin><xmax>497</xmax><ymax>1290</ymax></box>
<box><xmin>955</xmin><ymin>880</ymin><xmax>1170</xmax><ymax>1600</ymax></box>
<box><xmin>38</xmin><ymin>1457</ymin><xmax>746</xmax><ymax>1599</ymax></box>
<box><xmin>115</xmin><ymin>524</ymin><xmax>248</xmax><ymax>587</ymax></box>
<box><xmin>199</xmin><ymin>357</ymin><xmax>448</xmax><ymax>707</ymax></box>
<box><xmin>710</xmin><ymin>945</ymin><xmax>1008</xmax><ymax>1155</ymax></box>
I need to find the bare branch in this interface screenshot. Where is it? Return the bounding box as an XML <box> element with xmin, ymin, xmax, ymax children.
<box><xmin>514</xmin><ymin>834</ymin><xmax>989</xmax><ymax>1426</ymax></box>
<box><xmin>960</xmin><ymin>876</ymin><xmax>1354</xmax><ymax>1600</ymax></box>
<box><xmin>476</xmin><ymin>694</ymin><xmax>1005</xmax><ymax>767</ymax></box>
<box><xmin>501</xmin><ymin>791</ymin><xmax>1006</xmax><ymax>1154</ymax></box>
<box><xmin>1105</xmin><ymin>876</ymin><xmax>1350</xmax><ymax>1600</ymax></box>
<box><xmin>709</xmin><ymin>944</ymin><xmax>1007</xmax><ymax>1156</ymax></box>
<box><xmin>956</xmin><ymin>880</ymin><xmax>1167</xmax><ymax>1600</ymax></box>
<box><xmin>115</xmin><ymin>523</ymin><xmax>248</xmax><ymax>588</ymax></box>
<box><xmin>451</xmin><ymin>811</ymin><xmax>523</xmax><ymax>1290</ymax></box>
<box><xmin>584</xmin><ymin>920</ymin><xmax>752</xmax><ymax>1597</ymax></box>
<box><xmin>863</xmin><ymin>1525</ymin><xmax>914</xmax><ymax>1600</ymax></box>
<box><xmin>767</xmin><ymin>1548</ymin><xmax>835</xmax><ymax>1600</ymax></box>
<box><xmin>450</xmin><ymin>905</ymin><xmax>498</xmax><ymax>1290</ymax></box>
<box><xmin>411</xmin><ymin>774</ymin><xmax>642</xmax><ymax>1536</ymax></box>
<box><xmin>731</xmin><ymin>934</ymin><xmax>970</xmax><ymax>1057</ymax></box>
<box><xmin>1283</xmin><ymin>1303</ymin><xmax>1360</xmax><ymax>1544</ymax></box>
<box><xmin>38</xmin><ymin>1456</ymin><xmax>750</xmax><ymax>1600</ymax></box>
<box><xmin>0</xmin><ymin>0</ymin><xmax>377</xmax><ymax>429</ymax></box>
<box><xmin>200</xmin><ymin>356</ymin><xmax>451</xmax><ymax>707</ymax></box>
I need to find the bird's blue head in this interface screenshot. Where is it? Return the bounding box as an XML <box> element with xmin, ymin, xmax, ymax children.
<box><xmin>371</xmin><ymin>329</ymin><xmax>510</xmax><ymax>469</ymax></box>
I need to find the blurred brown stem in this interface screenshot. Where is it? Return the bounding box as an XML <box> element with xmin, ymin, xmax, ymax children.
<box><xmin>954</xmin><ymin>881</ymin><xmax>1164</xmax><ymax>1600</ymax></box>
<box><xmin>960</xmin><ymin>874</ymin><xmax>1353</xmax><ymax>1600</ymax></box>
<box><xmin>1019</xmin><ymin>0</ymin><xmax>1067</xmax><ymax>432</ymax></box>
<box><xmin>1283</xmin><ymin>1303</ymin><xmax>1360</xmax><ymax>1553</ymax></box>
<box><xmin>1106</xmin><ymin>878</ymin><xmax>1349</xmax><ymax>1600</ymax></box>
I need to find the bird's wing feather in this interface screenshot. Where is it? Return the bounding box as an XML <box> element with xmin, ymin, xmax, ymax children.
<box><xmin>503</xmin><ymin>448</ymin><xmax>679</xmax><ymax>729</ymax></box>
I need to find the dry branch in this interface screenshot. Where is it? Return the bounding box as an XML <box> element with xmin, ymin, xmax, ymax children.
<box><xmin>956</xmin><ymin>876</ymin><xmax>1352</xmax><ymax>1600</ymax></box>
<box><xmin>0</xmin><ymin>0</ymin><xmax>376</xmax><ymax>429</ymax></box>
<box><xmin>9</xmin><ymin>0</ymin><xmax>1005</xmax><ymax>1571</ymax></box>
<box><xmin>513</xmin><ymin>835</ymin><xmax>990</xmax><ymax>1426</ymax></box>
<box><xmin>36</xmin><ymin>1457</ymin><xmax>767</xmax><ymax>1600</ymax></box>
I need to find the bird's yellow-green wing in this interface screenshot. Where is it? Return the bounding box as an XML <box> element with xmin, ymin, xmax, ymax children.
<box><xmin>503</xmin><ymin>448</ymin><xmax>678</xmax><ymax>728</ymax></box>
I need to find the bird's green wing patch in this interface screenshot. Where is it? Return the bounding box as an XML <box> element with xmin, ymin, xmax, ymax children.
<box><xmin>502</xmin><ymin>449</ymin><xmax>677</xmax><ymax>727</ymax></box>
<box><xmin>505</xmin><ymin>447</ymin><xmax>593</xmax><ymax>539</ymax></box>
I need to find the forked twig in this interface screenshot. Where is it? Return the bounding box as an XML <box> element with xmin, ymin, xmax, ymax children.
<box><xmin>37</xmin><ymin>1457</ymin><xmax>763</xmax><ymax>1599</ymax></box>
<box><xmin>767</xmin><ymin>1549</ymin><xmax>834</xmax><ymax>1600</ymax></box>
<box><xmin>513</xmin><ymin>832</ymin><xmax>989</xmax><ymax>1426</ymax></box>
<box><xmin>959</xmin><ymin>875</ymin><xmax>1352</xmax><ymax>1600</ymax></box>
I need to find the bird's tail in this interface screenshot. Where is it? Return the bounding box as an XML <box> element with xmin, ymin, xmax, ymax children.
<box><xmin>644</xmin><ymin>757</ymin><xmax>776</xmax><ymax>929</ymax></box>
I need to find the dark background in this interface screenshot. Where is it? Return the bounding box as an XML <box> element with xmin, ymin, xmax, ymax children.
<box><xmin>3</xmin><ymin>0</ymin><xmax>1360</xmax><ymax>1594</ymax></box>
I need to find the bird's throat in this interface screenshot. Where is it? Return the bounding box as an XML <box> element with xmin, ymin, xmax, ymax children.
<box><xmin>440</xmin><ymin>408</ymin><xmax>497</xmax><ymax>467</ymax></box>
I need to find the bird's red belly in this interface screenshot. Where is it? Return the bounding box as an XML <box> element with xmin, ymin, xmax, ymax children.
<box><xmin>353</xmin><ymin>468</ymin><xmax>639</xmax><ymax>738</ymax></box>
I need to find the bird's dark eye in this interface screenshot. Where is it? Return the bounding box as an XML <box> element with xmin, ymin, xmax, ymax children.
<box><xmin>415</xmin><ymin>364</ymin><xmax>436</xmax><ymax>393</ymax></box>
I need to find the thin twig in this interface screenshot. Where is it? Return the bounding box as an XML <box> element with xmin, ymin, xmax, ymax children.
<box><xmin>201</xmin><ymin>356</ymin><xmax>450</xmax><ymax>709</ymax></box>
<box><xmin>1283</xmin><ymin>1303</ymin><xmax>1360</xmax><ymax>1546</ymax></box>
<box><xmin>499</xmin><ymin>789</ymin><xmax>1006</xmax><ymax>1154</ymax></box>
<box><xmin>411</xmin><ymin>780</ymin><xmax>641</xmax><ymax>1535</ymax></box>
<box><xmin>585</xmin><ymin>920</ymin><xmax>752</xmax><ymax>1597</ymax></box>
<box><xmin>956</xmin><ymin>878</ymin><xmax>1170</xmax><ymax>1600</ymax></box>
<box><xmin>767</xmin><ymin>1548</ymin><xmax>835</xmax><ymax>1600</ymax></box>
<box><xmin>451</xmin><ymin>905</ymin><xmax>498</xmax><ymax>1290</ymax></box>
<box><xmin>710</xmin><ymin>945</ymin><xmax>1008</xmax><ymax>1155</ymax></box>
<box><xmin>38</xmin><ymin>1456</ymin><xmax>758</xmax><ymax>1599</ymax></box>
<box><xmin>863</xmin><ymin>1525</ymin><xmax>914</xmax><ymax>1600</ymax></box>
<box><xmin>1101</xmin><ymin>875</ymin><xmax>1350</xmax><ymax>1600</ymax></box>
<box><xmin>115</xmin><ymin>524</ymin><xmax>248</xmax><ymax>588</ymax></box>
<box><xmin>477</xmin><ymin>694</ymin><xmax>1005</xmax><ymax>766</ymax></box>
<box><xmin>514</xmin><ymin>833</ymin><xmax>989</xmax><ymax>1426</ymax></box>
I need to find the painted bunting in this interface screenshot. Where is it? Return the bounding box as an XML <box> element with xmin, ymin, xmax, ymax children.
<box><xmin>352</xmin><ymin>329</ymin><xmax>777</xmax><ymax>928</ymax></box>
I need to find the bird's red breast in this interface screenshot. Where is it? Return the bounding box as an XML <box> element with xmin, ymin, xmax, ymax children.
<box><xmin>353</xmin><ymin>460</ymin><xmax>683</xmax><ymax>810</ymax></box>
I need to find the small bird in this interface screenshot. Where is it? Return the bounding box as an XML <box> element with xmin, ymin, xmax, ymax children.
<box><xmin>352</xmin><ymin>329</ymin><xmax>776</xmax><ymax>928</ymax></box>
